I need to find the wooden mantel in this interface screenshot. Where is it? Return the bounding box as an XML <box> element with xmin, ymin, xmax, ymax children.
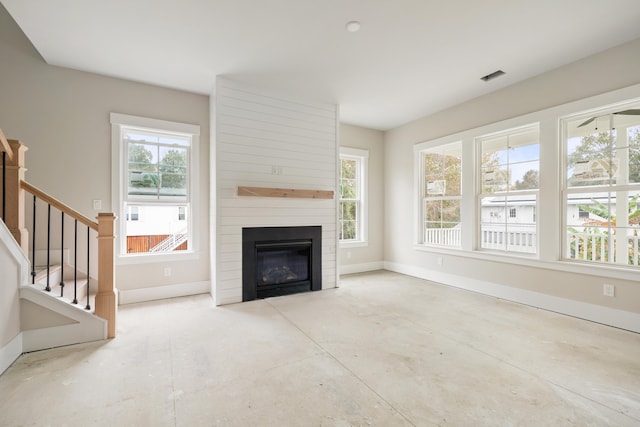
<box><xmin>237</xmin><ymin>186</ymin><xmax>334</xmax><ymax>199</ymax></box>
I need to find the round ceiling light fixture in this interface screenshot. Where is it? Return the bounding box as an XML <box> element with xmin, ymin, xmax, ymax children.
<box><xmin>346</xmin><ymin>20</ymin><xmax>361</xmax><ymax>32</ymax></box>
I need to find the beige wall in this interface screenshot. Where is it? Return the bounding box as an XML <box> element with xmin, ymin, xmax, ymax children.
<box><xmin>384</xmin><ymin>38</ymin><xmax>640</xmax><ymax>319</ymax></box>
<box><xmin>0</xmin><ymin>5</ymin><xmax>210</xmax><ymax>295</ymax></box>
<box><xmin>339</xmin><ymin>124</ymin><xmax>384</xmax><ymax>272</ymax></box>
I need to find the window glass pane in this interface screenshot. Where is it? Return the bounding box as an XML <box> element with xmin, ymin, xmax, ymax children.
<box><xmin>420</xmin><ymin>142</ymin><xmax>462</xmax><ymax>247</ymax></box>
<box><xmin>128</xmin><ymin>142</ymin><xmax>159</xmax><ymax>197</ymax></box>
<box><xmin>629</xmin><ymin>145</ymin><xmax>640</xmax><ymax>184</ymax></box>
<box><xmin>341</xmin><ymin>159</ymin><xmax>356</xmax><ymax>180</ymax></box>
<box><xmin>482</xmin><ymin>166</ymin><xmax>509</xmax><ymax>193</ymax></box>
<box><xmin>510</xmin><ymin>160</ymin><xmax>539</xmax><ymax>189</ymax></box>
<box><xmin>340</xmin><ymin>178</ymin><xmax>357</xmax><ymax>199</ymax></box>
<box><xmin>159</xmin><ymin>146</ymin><xmax>188</xmax><ymax>195</ymax></box>
<box><xmin>424</xmin><ymin>150</ymin><xmax>461</xmax><ymax>197</ymax></box>
<box><xmin>480</xmin><ymin>194</ymin><xmax>537</xmax><ymax>253</ymax></box>
<box><xmin>424</xmin><ymin>199</ymin><xmax>461</xmax><ymax>247</ymax></box>
<box><xmin>124</xmin><ymin>204</ymin><xmax>189</xmax><ymax>254</ymax></box>
<box><xmin>481</xmin><ymin>135</ymin><xmax>508</xmax><ymax>166</ymax></box>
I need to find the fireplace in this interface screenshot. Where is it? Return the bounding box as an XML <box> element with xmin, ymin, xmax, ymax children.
<box><xmin>242</xmin><ymin>226</ymin><xmax>322</xmax><ymax>301</ymax></box>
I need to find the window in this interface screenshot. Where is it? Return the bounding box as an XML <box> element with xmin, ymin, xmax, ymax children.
<box><xmin>419</xmin><ymin>142</ymin><xmax>462</xmax><ymax>247</ymax></box>
<box><xmin>562</xmin><ymin>99</ymin><xmax>640</xmax><ymax>267</ymax></box>
<box><xmin>126</xmin><ymin>206</ymin><xmax>139</xmax><ymax>222</ymax></box>
<box><xmin>339</xmin><ymin>147</ymin><xmax>368</xmax><ymax>245</ymax></box>
<box><xmin>111</xmin><ymin>113</ymin><xmax>199</xmax><ymax>258</ymax></box>
<box><xmin>478</xmin><ymin>124</ymin><xmax>539</xmax><ymax>254</ymax></box>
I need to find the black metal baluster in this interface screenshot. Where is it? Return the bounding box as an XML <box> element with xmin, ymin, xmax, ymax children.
<box><xmin>72</xmin><ymin>219</ymin><xmax>78</xmax><ymax>304</ymax></box>
<box><xmin>60</xmin><ymin>212</ymin><xmax>65</xmax><ymax>297</ymax></box>
<box><xmin>85</xmin><ymin>226</ymin><xmax>91</xmax><ymax>310</ymax></box>
<box><xmin>31</xmin><ymin>195</ymin><xmax>36</xmax><ymax>284</ymax></box>
<box><xmin>45</xmin><ymin>204</ymin><xmax>51</xmax><ymax>292</ymax></box>
<box><xmin>2</xmin><ymin>151</ymin><xmax>5</xmax><ymax>221</ymax></box>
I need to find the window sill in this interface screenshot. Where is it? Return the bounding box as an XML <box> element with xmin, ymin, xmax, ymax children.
<box><xmin>117</xmin><ymin>250</ymin><xmax>200</xmax><ymax>265</ymax></box>
<box><xmin>340</xmin><ymin>240</ymin><xmax>369</xmax><ymax>249</ymax></box>
<box><xmin>414</xmin><ymin>244</ymin><xmax>640</xmax><ymax>282</ymax></box>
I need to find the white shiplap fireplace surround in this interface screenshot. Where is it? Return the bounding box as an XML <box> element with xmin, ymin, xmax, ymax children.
<box><xmin>214</xmin><ymin>77</ymin><xmax>338</xmax><ymax>305</ymax></box>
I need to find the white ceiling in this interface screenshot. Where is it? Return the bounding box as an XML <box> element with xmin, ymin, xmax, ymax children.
<box><xmin>3</xmin><ymin>0</ymin><xmax>640</xmax><ymax>130</ymax></box>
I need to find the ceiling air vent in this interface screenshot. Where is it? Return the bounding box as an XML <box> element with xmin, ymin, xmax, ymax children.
<box><xmin>480</xmin><ymin>70</ymin><xmax>505</xmax><ymax>82</ymax></box>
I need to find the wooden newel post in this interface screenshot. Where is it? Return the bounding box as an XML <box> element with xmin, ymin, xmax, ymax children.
<box><xmin>95</xmin><ymin>212</ymin><xmax>117</xmax><ymax>338</ymax></box>
<box><xmin>3</xmin><ymin>140</ymin><xmax>29</xmax><ymax>254</ymax></box>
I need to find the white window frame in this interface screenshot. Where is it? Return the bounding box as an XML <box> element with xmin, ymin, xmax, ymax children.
<box><xmin>561</xmin><ymin>97</ymin><xmax>640</xmax><ymax>268</ymax></box>
<box><xmin>339</xmin><ymin>147</ymin><xmax>368</xmax><ymax>247</ymax></box>
<box><xmin>417</xmin><ymin>141</ymin><xmax>463</xmax><ymax>248</ymax></box>
<box><xmin>111</xmin><ymin>113</ymin><xmax>200</xmax><ymax>263</ymax></box>
<box><xmin>476</xmin><ymin>123</ymin><xmax>540</xmax><ymax>255</ymax></box>
<box><xmin>411</xmin><ymin>84</ymin><xmax>640</xmax><ymax>282</ymax></box>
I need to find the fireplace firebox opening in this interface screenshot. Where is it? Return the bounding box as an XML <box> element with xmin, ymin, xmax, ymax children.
<box><xmin>242</xmin><ymin>226</ymin><xmax>322</xmax><ymax>301</ymax></box>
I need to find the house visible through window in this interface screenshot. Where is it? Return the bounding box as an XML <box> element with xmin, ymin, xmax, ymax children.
<box><xmin>339</xmin><ymin>147</ymin><xmax>368</xmax><ymax>245</ymax></box>
<box><xmin>126</xmin><ymin>206</ymin><xmax>139</xmax><ymax>221</ymax></box>
<box><xmin>478</xmin><ymin>124</ymin><xmax>539</xmax><ymax>254</ymax></box>
<box><xmin>111</xmin><ymin>113</ymin><xmax>199</xmax><ymax>257</ymax></box>
<box><xmin>563</xmin><ymin>99</ymin><xmax>640</xmax><ymax>266</ymax></box>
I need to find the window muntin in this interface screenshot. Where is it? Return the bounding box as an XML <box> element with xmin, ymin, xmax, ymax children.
<box><xmin>563</xmin><ymin>100</ymin><xmax>640</xmax><ymax>267</ymax></box>
<box><xmin>339</xmin><ymin>148</ymin><xmax>368</xmax><ymax>245</ymax></box>
<box><xmin>478</xmin><ymin>124</ymin><xmax>539</xmax><ymax>254</ymax></box>
<box><xmin>420</xmin><ymin>142</ymin><xmax>462</xmax><ymax>247</ymax></box>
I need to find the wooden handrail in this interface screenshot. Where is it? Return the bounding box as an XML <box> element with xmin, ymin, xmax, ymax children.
<box><xmin>20</xmin><ymin>180</ymin><xmax>98</xmax><ymax>230</ymax></box>
<box><xmin>0</xmin><ymin>128</ymin><xmax>12</xmax><ymax>160</ymax></box>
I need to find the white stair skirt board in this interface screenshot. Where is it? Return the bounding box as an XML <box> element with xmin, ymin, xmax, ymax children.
<box><xmin>384</xmin><ymin>261</ymin><xmax>640</xmax><ymax>334</ymax></box>
<box><xmin>19</xmin><ymin>286</ymin><xmax>107</xmax><ymax>352</ymax></box>
<box><xmin>118</xmin><ymin>281</ymin><xmax>210</xmax><ymax>305</ymax></box>
<box><xmin>0</xmin><ymin>333</ymin><xmax>23</xmax><ymax>376</ymax></box>
<box><xmin>339</xmin><ymin>261</ymin><xmax>384</xmax><ymax>276</ymax></box>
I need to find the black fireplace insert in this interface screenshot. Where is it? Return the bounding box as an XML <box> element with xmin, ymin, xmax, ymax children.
<box><xmin>242</xmin><ymin>226</ymin><xmax>322</xmax><ymax>301</ymax></box>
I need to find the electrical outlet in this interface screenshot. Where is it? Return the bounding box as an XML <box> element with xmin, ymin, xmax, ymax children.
<box><xmin>603</xmin><ymin>284</ymin><xmax>615</xmax><ymax>297</ymax></box>
<box><xmin>164</xmin><ymin>267</ymin><xmax>172</xmax><ymax>277</ymax></box>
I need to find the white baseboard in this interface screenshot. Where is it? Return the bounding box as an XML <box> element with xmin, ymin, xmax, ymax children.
<box><xmin>118</xmin><ymin>281</ymin><xmax>211</xmax><ymax>305</ymax></box>
<box><xmin>339</xmin><ymin>261</ymin><xmax>385</xmax><ymax>276</ymax></box>
<box><xmin>22</xmin><ymin>323</ymin><xmax>105</xmax><ymax>353</ymax></box>
<box><xmin>384</xmin><ymin>261</ymin><xmax>640</xmax><ymax>334</ymax></box>
<box><xmin>0</xmin><ymin>333</ymin><xmax>23</xmax><ymax>376</ymax></box>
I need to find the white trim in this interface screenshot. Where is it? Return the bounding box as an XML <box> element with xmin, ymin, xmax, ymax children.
<box><xmin>0</xmin><ymin>333</ymin><xmax>22</xmax><ymax>376</ymax></box>
<box><xmin>22</xmin><ymin>324</ymin><xmax>105</xmax><ymax>353</ymax></box>
<box><xmin>0</xmin><ymin>220</ymin><xmax>29</xmax><ymax>286</ymax></box>
<box><xmin>110</xmin><ymin>113</ymin><xmax>200</xmax><ymax>136</ymax></box>
<box><xmin>384</xmin><ymin>261</ymin><xmax>640</xmax><ymax>333</ymax></box>
<box><xmin>118</xmin><ymin>280</ymin><xmax>211</xmax><ymax>305</ymax></box>
<box><xmin>19</xmin><ymin>286</ymin><xmax>107</xmax><ymax>352</ymax></box>
<box><xmin>339</xmin><ymin>261</ymin><xmax>384</xmax><ymax>275</ymax></box>
<box><xmin>413</xmin><ymin>242</ymin><xmax>640</xmax><ymax>282</ymax></box>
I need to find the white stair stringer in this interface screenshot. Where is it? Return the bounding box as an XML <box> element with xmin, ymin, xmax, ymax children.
<box><xmin>19</xmin><ymin>286</ymin><xmax>107</xmax><ymax>352</ymax></box>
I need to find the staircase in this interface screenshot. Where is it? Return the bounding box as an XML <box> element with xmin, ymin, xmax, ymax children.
<box><xmin>149</xmin><ymin>227</ymin><xmax>188</xmax><ymax>252</ymax></box>
<box><xmin>0</xmin><ymin>131</ymin><xmax>117</xmax><ymax>373</ymax></box>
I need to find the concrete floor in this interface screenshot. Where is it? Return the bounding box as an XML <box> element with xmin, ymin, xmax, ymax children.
<box><xmin>1</xmin><ymin>270</ymin><xmax>639</xmax><ymax>426</ymax></box>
